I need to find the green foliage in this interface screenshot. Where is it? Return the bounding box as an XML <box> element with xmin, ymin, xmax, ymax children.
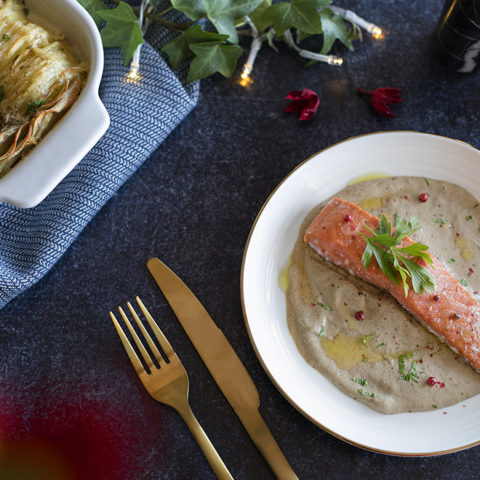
<box><xmin>77</xmin><ymin>0</ymin><xmax>106</xmax><ymax>27</ymax></box>
<box><xmin>97</xmin><ymin>2</ymin><xmax>143</xmax><ymax>66</ymax></box>
<box><xmin>78</xmin><ymin>0</ymin><xmax>367</xmax><ymax>82</ymax></box>
<box><xmin>361</xmin><ymin>215</ymin><xmax>436</xmax><ymax>296</ymax></box>
<box><xmin>187</xmin><ymin>42</ymin><xmax>242</xmax><ymax>81</ymax></box>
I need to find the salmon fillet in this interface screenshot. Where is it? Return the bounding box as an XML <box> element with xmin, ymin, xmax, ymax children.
<box><xmin>304</xmin><ymin>197</ymin><xmax>480</xmax><ymax>372</ymax></box>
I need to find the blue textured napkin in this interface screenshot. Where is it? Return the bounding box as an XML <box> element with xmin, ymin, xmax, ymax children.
<box><xmin>0</xmin><ymin>31</ymin><xmax>199</xmax><ymax>308</ymax></box>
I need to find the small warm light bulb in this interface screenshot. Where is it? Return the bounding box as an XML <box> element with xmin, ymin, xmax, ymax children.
<box><xmin>238</xmin><ymin>63</ymin><xmax>253</xmax><ymax>87</ymax></box>
<box><xmin>126</xmin><ymin>62</ymin><xmax>142</xmax><ymax>83</ymax></box>
<box><xmin>370</xmin><ymin>26</ymin><xmax>384</xmax><ymax>39</ymax></box>
<box><xmin>327</xmin><ymin>56</ymin><xmax>343</xmax><ymax>66</ymax></box>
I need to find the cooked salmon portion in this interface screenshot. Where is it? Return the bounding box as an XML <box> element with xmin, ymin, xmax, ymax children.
<box><xmin>304</xmin><ymin>197</ymin><xmax>480</xmax><ymax>372</ymax></box>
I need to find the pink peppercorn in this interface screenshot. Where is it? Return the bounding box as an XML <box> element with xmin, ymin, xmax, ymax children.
<box><xmin>355</xmin><ymin>311</ymin><xmax>365</xmax><ymax>321</ymax></box>
<box><xmin>419</xmin><ymin>193</ymin><xmax>428</xmax><ymax>202</ymax></box>
<box><xmin>344</xmin><ymin>214</ymin><xmax>352</xmax><ymax>222</ymax></box>
<box><xmin>428</xmin><ymin>376</ymin><xmax>445</xmax><ymax>388</ymax></box>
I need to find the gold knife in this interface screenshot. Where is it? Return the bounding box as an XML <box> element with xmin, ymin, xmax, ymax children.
<box><xmin>147</xmin><ymin>257</ymin><xmax>298</xmax><ymax>480</ymax></box>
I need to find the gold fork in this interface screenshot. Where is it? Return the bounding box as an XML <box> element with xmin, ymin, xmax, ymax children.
<box><xmin>110</xmin><ymin>297</ymin><xmax>233</xmax><ymax>480</ymax></box>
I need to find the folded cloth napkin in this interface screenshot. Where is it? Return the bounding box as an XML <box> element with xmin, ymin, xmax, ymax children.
<box><xmin>0</xmin><ymin>27</ymin><xmax>199</xmax><ymax>308</ymax></box>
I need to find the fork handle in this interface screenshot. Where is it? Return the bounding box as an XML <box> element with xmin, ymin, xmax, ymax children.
<box><xmin>178</xmin><ymin>404</ymin><xmax>234</xmax><ymax>480</ymax></box>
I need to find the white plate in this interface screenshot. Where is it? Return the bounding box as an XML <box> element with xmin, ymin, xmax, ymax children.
<box><xmin>241</xmin><ymin>131</ymin><xmax>480</xmax><ymax>456</ymax></box>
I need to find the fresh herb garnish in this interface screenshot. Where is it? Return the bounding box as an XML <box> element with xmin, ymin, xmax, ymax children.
<box><xmin>357</xmin><ymin>388</ymin><xmax>375</xmax><ymax>398</ymax></box>
<box><xmin>26</xmin><ymin>99</ymin><xmax>46</xmax><ymax>114</ymax></box>
<box><xmin>319</xmin><ymin>325</ymin><xmax>326</xmax><ymax>337</ymax></box>
<box><xmin>361</xmin><ymin>334</ymin><xmax>376</xmax><ymax>346</ymax></box>
<box><xmin>318</xmin><ymin>302</ymin><xmax>331</xmax><ymax>312</ymax></box>
<box><xmin>353</xmin><ymin>377</ymin><xmax>368</xmax><ymax>386</ymax></box>
<box><xmin>460</xmin><ymin>279</ymin><xmax>468</xmax><ymax>287</ymax></box>
<box><xmin>433</xmin><ymin>217</ymin><xmax>448</xmax><ymax>224</ymax></box>
<box><xmin>0</xmin><ymin>86</ymin><xmax>4</xmax><ymax>103</ymax></box>
<box><xmin>398</xmin><ymin>352</ymin><xmax>419</xmax><ymax>382</ymax></box>
<box><xmin>448</xmin><ymin>258</ymin><xmax>456</xmax><ymax>263</ymax></box>
<box><xmin>377</xmin><ymin>342</ymin><xmax>385</xmax><ymax>347</ymax></box>
<box><xmin>423</xmin><ymin>178</ymin><xmax>430</xmax><ymax>186</ymax></box>
<box><xmin>361</xmin><ymin>214</ymin><xmax>435</xmax><ymax>296</ymax></box>
<box><xmin>361</xmin><ymin>357</ymin><xmax>368</xmax><ymax>363</ymax></box>
<box><xmin>466</xmin><ymin>215</ymin><xmax>473</xmax><ymax>221</ymax></box>
<box><xmin>432</xmin><ymin>404</ymin><xmax>438</xmax><ymax>409</ymax></box>
<box><xmin>474</xmin><ymin>203</ymin><xmax>479</xmax><ymax>209</ymax></box>
<box><xmin>1</xmin><ymin>34</ymin><xmax>10</xmax><ymax>42</ymax></box>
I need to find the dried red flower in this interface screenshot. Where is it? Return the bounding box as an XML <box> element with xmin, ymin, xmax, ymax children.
<box><xmin>357</xmin><ymin>87</ymin><xmax>403</xmax><ymax>118</ymax></box>
<box><xmin>285</xmin><ymin>89</ymin><xmax>320</xmax><ymax>121</ymax></box>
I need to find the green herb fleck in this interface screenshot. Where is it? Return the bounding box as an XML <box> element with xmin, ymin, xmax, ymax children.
<box><xmin>474</xmin><ymin>203</ymin><xmax>479</xmax><ymax>208</ymax></box>
<box><xmin>466</xmin><ymin>215</ymin><xmax>473</xmax><ymax>221</ymax></box>
<box><xmin>433</xmin><ymin>217</ymin><xmax>448</xmax><ymax>224</ymax></box>
<box><xmin>377</xmin><ymin>342</ymin><xmax>385</xmax><ymax>347</ymax></box>
<box><xmin>12</xmin><ymin>54</ymin><xmax>19</xmax><ymax>64</ymax></box>
<box><xmin>361</xmin><ymin>334</ymin><xmax>376</xmax><ymax>346</ymax></box>
<box><xmin>0</xmin><ymin>86</ymin><xmax>4</xmax><ymax>103</ymax></box>
<box><xmin>26</xmin><ymin>99</ymin><xmax>46</xmax><ymax>114</ymax></box>
<box><xmin>319</xmin><ymin>325</ymin><xmax>326</xmax><ymax>337</ymax></box>
<box><xmin>423</xmin><ymin>178</ymin><xmax>430</xmax><ymax>186</ymax></box>
<box><xmin>361</xmin><ymin>357</ymin><xmax>368</xmax><ymax>363</ymax></box>
<box><xmin>357</xmin><ymin>388</ymin><xmax>375</xmax><ymax>399</ymax></box>
<box><xmin>460</xmin><ymin>279</ymin><xmax>468</xmax><ymax>287</ymax></box>
<box><xmin>352</xmin><ymin>377</ymin><xmax>368</xmax><ymax>386</ymax></box>
<box><xmin>1</xmin><ymin>34</ymin><xmax>10</xmax><ymax>42</ymax></box>
<box><xmin>448</xmin><ymin>258</ymin><xmax>456</xmax><ymax>263</ymax></box>
<box><xmin>432</xmin><ymin>404</ymin><xmax>438</xmax><ymax>409</ymax></box>
<box><xmin>318</xmin><ymin>302</ymin><xmax>331</xmax><ymax>312</ymax></box>
<box><xmin>23</xmin><ymin>7</ymin><xmax>29</xmax><ymax>16</ymax></box>
<box><xmin>361</xmin><ymin>214</ymin><xmax>435</xmax><ymax>296</ymax></box>
<box><xmin>398</xmin><ymin>352</ymin><xmax>419</xmax><ymax>382</ymax></box>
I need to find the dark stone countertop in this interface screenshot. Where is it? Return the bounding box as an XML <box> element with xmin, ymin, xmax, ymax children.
<box><xmin>1</xmin><ymin>1</ymin><xmax>480</xmax><ymax>479</ymax></box>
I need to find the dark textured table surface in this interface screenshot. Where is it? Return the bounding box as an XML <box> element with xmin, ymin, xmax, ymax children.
<box><xmin>2</xmin><ymin>1</ymin><xmax>480</xmax><ymax>479</ymax></box>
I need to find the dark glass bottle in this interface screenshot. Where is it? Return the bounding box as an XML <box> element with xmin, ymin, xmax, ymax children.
<box><xmin>432</xmin><ymin>0</ymin><xmax>480</xmax><ymax>72</ymax></box>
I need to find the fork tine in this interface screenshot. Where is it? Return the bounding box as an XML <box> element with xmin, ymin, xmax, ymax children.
<box><xmin>136</xmin><ymin>297</ymin><xmax>176</xmax><ymax>361</ymax></box>
<box><xmin>110</xmin><ymin>311</ymin><xmax>145</xmax><ymax>375</ymax></box>
<box><xmin>127</xmin><ymin>301</ymin><xmax>166</xmax><ymax>366</ymax></box>
<box><xmin>118</xmin><ymin>306</ymin><xmax>156</xmax><ymax>372</ymax></box>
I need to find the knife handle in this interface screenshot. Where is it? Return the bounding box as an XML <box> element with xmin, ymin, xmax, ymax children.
<box><xmin>247</xmin><ymin>409</ymin><xmax>298</xmax><ymax>480</ymax></box>
<box><xmin>178</xmin><ymin>404</ymin><xmax>234</xmax><ymax>480</ymax></box>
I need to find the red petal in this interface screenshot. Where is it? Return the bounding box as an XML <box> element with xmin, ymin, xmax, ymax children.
<box><xmin>284</xmin><ymin>101</ymin><xmax>306</xmax><ymax>113</ymax></box>
<box><xmin>285</xmin><ymin>90</ymin><xmax>303</xmax><ymax>100</ymax></box>
<box><xmin>372</xmin><ymin>87</ymin><xmax>403</xmax><ymax>104</ymax></box>
<box><xmin>285</xmin><ymin>88</ymin><xmax>319</xmax><ymax>120</ymax></box>
<box><xmin>371</xmin><ymin>99</ymin><xmax>394</xmax><ymax>118</ymax></box>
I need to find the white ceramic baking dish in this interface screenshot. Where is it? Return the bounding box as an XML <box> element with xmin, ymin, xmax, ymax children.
<box><xmin>0</xmin><ymin>0</ymin><xmax>110</xmax><ymax>208</ymax></box>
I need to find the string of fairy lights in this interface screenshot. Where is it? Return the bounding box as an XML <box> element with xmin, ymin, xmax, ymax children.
<box><xmin>125</xmin><ymin>4</ymin><xmax>383</xmax><ymax>86</ymax></box>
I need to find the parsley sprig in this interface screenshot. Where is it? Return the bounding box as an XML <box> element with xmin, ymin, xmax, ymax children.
<box><xmin>361</xmin><ymin>214</ymin><xmax>435</xmax><ymax>296</ymax></box>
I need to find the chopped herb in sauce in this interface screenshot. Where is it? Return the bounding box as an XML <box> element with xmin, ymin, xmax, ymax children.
<box><xmin>318</xmin><ymin>302</ymin><xmax>331</xmax><ymax>311</ymax></box>
<box><xmin>353</xmin><ymin>377</ymin><xmax>368</xmax><ymax>386</ymax></box>
<box><xmin>433</xmin><ymin>217</ymin><xmax>448</xmax><ymax>224</ymax></box>
<box><xmin>448</xmin><ymin>258</ymin><xmax>456</xmax><ymax>263</ymax></box>
<box><xmin>466</xmin><ymin>215</ymin><xmax>473</xmax><ymax>221</ymax></box>
<box><xmin>0</xmin><ymin>86</ymin><xmax>4</xmax><ymax>103</ymax></box>
<box><xmin>357</xmin><ymin>388</ymin><xmax>376</xmax><ymax>398</ymax></box>
<box><xmin>319</xmin><ymin>325</ymin><xmax>326</xmax><ymax>337</ymax></box>
<box><xmin>26</xmin><ymin>99</ymin><xmax>46</xmax><ymax>114</ymax></box>
<box><xmin>361</xmin><ymin>333</ymin><xmax>376</xmax><ymax>346</ymax></box>
<box><xmin>474</xmin><ymin>203</ymin><xmax>479</xmax><ymax>208</ymax></box>
<box><xmin>432</xmin><ymin>404</ymin><xmax>438</xmax><ymax>409</ymax></box>
<box><xmin>460</xmin><ymin>279</ymin><xmax>468</xmax><ymax>287</ymax></box>
<box><xmin>423</xmin><ymin>178</ymin><xmax>430</xmax><ymax>186</ymax></box>
<box><xmin>398</xmin><ymin>352</ymin><xmax>419</xmax><ymax>382</ymax></box>
<box><xmin>377</xmin><ymin>342</ymin><xmax>385</xmax><ymax>347</ymax></box>
<box><xmin>361</xmin><ymin>357</ymin><xmax>368</xmax><ymax>363</ymax></box>
<box><xmin>1</xmin><ymin>34</ymin><xmax>10</xmax><ymax>41</ymax></box>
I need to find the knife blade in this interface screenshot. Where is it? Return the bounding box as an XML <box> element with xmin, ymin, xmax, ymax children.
<box><xmin>147</xmin><ymin>257</ymin><xmax>298</xmax><ymax>480</ymax></box>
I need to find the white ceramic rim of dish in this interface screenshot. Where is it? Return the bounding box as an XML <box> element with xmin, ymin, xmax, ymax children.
<box><xmin>0</xmin><ymin>0</ymin><xmax>110</xmax><ymax>208</ymax></box>
<box><xmin>241</xmin><ymin>130</ymin><xmax>480</xmax><ymax>456</ymax></box>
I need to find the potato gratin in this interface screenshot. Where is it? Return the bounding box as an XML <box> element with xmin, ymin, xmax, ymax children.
<box><xmin>0</xmin><ymin>0</ymin><xmax>88</xmax><ymax>177</ymax></box>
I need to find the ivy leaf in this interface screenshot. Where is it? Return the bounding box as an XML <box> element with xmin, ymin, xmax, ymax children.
<box><xmin>97</xmin><ymin>2</ymin><xmax>143</xmax><ymax>66</ymax></box>
<box><xmin>162</xmin><ymin>25</ymin><xmax>229</xmax><ymax>70</ymax></box>
<box><xmin>248</xmin><ymin>0</ymin><xmax>273</xmax><ymax>34</ymax></box>
<box><xmin>266</xmin><ymin>0</ymin><xmax>323</xmax><ymax>36</ymax></box>
<box><xmin>170</xmin><ymin>0</ymin><xmax>205</xmax><ymax>20</ymax></box>
<box><xmin>203</xmin><ymin>0</ymin><xmax>263</xmax><ymax>43</ymax></box>
<box><xmin>319</xmin><ymin>8</ymin><xmax>353</xmax><ymax>54</ymax></box>
<box><xmin>77</xmin><ymin>0</ymin><xmax>106</xmax><ymax>27</ymax></box>
<box><xmin>187</xmin><ymin>42</ymin><xmax>242</xmax><ymax>82</ymax></box>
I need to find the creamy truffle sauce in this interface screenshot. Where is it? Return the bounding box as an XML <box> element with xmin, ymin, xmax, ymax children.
<box><xmin>287</xmin><ymin>176</ymin><xmax>480</xmax><ymax>414</ymax></box>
